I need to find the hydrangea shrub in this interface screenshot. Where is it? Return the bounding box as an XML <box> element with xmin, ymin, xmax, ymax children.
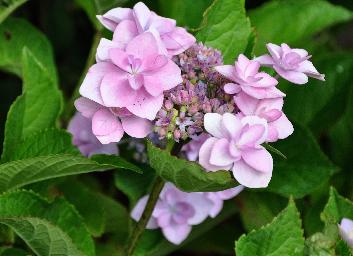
<box><xmin>0</xmin><ymin>0</ymin><xmax>352</xmax><ymax>255</ymax></box>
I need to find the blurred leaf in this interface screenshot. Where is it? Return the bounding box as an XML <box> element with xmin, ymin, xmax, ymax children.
<box><xmin>0</xmin><ymin>19</ymin><xmax>63</xmax><ymax>162</ymax></box>
<box><xmin>158</xmin><ymin>0</ymin><xmax>212</xmax><ymax>28</ymax></box>
<box><xmin>235</xmin><ymin>199</ymin><xmax>304</xmax><ymax>256</ymax></box>
<box><xmin>0</xmin><ymin>247</ymin><xmax>29</xmax><ymax>256</ymax></box>
<box><xmin>10</xmin><ymin>129</ymin><xmax>79</xmax><ymax>161</ymax></box>
<box><xmin>56</xmin><ymin>179</ymin><xmax>130</xmax><ymax>239</ymax></box>
<box><xmin>115</xmin><ymin>165</ymin><xmax>155</xmax><ymax>206</ymax></box>
<box><xmin>0</xmin><ymin>190</ymin><xmax>95</xmax><ymax>256</ymax></box>
<box><xmin>0</xmin><ymin>154</ymin><xmax>140</xmax><ymax>193</ymax></box>
<box><xmin>267</xmin><ymin>125</ymin><xmax>337</xmax><ymax>198</ymax></box>
<box><xmin>196</xmin><ymin>0</ymin><xmax>251</xmax><ymax>64</ymax></box>
<box><xmin>249</xmin><ymin>0</ymin><xmax>353</xmax><ymax>54</ymax></box>
<box><xmin>75</xmin><ymin>0</ymin><xmax>128</xmax><ymax>29</ymax></box>
<box><xmin>147</xmin><ymin>142</ymin><xmax>237</xmax><ymax>192</ymax></box>
<box><xmin>0</xmin><ymin>0</ymin><xmax>28</xmax><ymax>24</ymax></box>
<box><xmin>282</xmin><ymin>53</ymin><xmax>353</xmax><ymax>133</ymax></box>
<box><xmin>238</xmin><ymin>191</ymin><xmax>286</xmax><ymax>231</ymax></box>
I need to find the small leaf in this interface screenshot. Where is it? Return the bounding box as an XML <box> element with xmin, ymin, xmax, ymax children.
<box><xmin>196</xmin><ymin>0</ymin><xmax>252</xmax><ymax>64</ymax></box>
<box><xmin>235</xmin><ymin>199</ymin><xmax>304</xmax><ymax>256</ymax></box>
<box><xmin>147</xmin><ymin>142</ymin><xmax>238</xmax><ymax>192</ymax></box>
<box><xmin>249</xmin><ymin>0</ymin><xmax>353</xmax><ymax>54</ymax></box>
<box><xmin>0</xmin><ymin>0</ymin><xmax>28</xmax><ymax>24</ymax></box>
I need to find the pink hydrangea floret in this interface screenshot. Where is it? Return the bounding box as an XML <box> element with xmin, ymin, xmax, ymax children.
<box><xmin>255</xmin><ymin>43</ymin><xmax>325</xmax><ymax>84</ymax></box>
<box><xmin>199</xmin><ymin>113</ymin><xmax>273</xmax><ymax>188</ymax></box>
<box><xmin>96</xmin><ymin>2</ymin><xmax>195</xmax><ymax>58</ymax></box>
<box><xmin>68</xmin><ymin>112</ymin><xmax>118</xmax><ymax>156</ymax></box>
<box><xmin>215</xmin><ymin>54</ymin><xmax>284</xmax><ymax>99</ymax></box>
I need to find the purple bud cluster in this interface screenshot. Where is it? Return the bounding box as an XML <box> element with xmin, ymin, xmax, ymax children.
<box><xmin>154</xmin><ymin>43</ymin><xmax>237</xmax><ymax>141</ymax></box>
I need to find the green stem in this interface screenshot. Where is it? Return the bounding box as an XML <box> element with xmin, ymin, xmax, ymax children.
<box><xmin>125</xmin><ymin>176</ymin><xmax>165</xmax><ymax>256</ymax></box>
<box><xmin>61</xmin><ymin>30</ymin><xmax>102</xmax><ymax>123</ymax></box>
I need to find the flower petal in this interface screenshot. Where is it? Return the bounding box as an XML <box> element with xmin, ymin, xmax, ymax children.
<box><xmin>224</xmin><ymin>83</ymin><xmax>241</xmax><ymax>94</ymax></box>
<box><xmin>126</xmin><ymin>32</ymin><xmax>160</xmax><ymax>60</ymax></box>
<box><xmin>74</xmin><ymin>97</ymin><xmax>101</xmax><ymax>118</ymax></box>
<box><xmin>112</xmin><ymin>20</ymin><xmax>138</xmax><ymax>49</ymax></box>
<box><xmin>97</xmin><ymin>7</ymin><xmax>133</xmax><ymax>31</ymax></box>
<box><xmin>161</xmin><ymin>27</ymin><xmax>196</xmax><ymax>56</ymax></box>
<box><xmin>242</xmin><ymin>147</ymin><xmax>273</xmax><ymax>173</ymax></box>
<box><xmin>96</xmin><ymin>38</ymin><xmax>122</xmax><ymax>62</ymax></box>
<box><xmin>121</xmin><ymin>115</ymin><xmax>152</xmax><ymax>138</ymax></box>
<box><xmin>92</xmin><ymin>109</ymin><xmax>124</xmax><ymax>144</ymax></box>
<box><xmin>232</xmin><ymin>160</ymin><xmax>272</xmax><ymax>188</ymax></box>
<box><xmin>161</xmin><ymin>224</ymin><xmax>192</xmax><ymax>245</ymax></box>
<box><xmin>270</xmin><ymin>113</ymin><xmax>294</xmax><ymax>140</ymax></box>
<box><xmin>204</xmin><ymin>113</ymin><xmax>226</xmax><ymax>138</ymax></box>
<box><xmin>221</xmin><ymin>113</ymin><xmax>242</xmax><ymax>139</ymax></box>
<box><xmin>210</xmin><ymin>138</ymin><xmax>235</xmax><ymax>166</ymax></box>
<box><xmin>254</xmin><ymin>54</ymin><xmax>274</xmax><ymax>66</ymax></box>
<box><xmin>186</xmin><ymin>193</ymin><xmax>213</xmax><ymax>225</ymax></box>
<box><xmin>273</xmin><ymin>65</ymin><xmax>308</xmax><ymax>85</ymax></box>
<box><xmin>297</xmin><ymin>60</ymin><xmax>325</xmax><ymax>81</ymax></box>
<box><xmin>199</xmin><ymin>138</ymin><xmax>232</xmax><ymax>172</ymax></box>
<box><xmin>131</xmin><ymin>196</ymin><xmax>159</xmax><ymax>229</ymax></box>
<box><xmin>133</xmin><ymin>2</ymin><xmax>152</xmax><ymax>32</ymax></box>
<box><xmin>215</xmin><ymin>65</ymin><xmax>236</xmax><ymax>81</ymax></box>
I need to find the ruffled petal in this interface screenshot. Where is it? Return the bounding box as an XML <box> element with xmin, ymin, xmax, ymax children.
<box><xmin>209</xmin><ymin>138</ymin><xmax>235</xmax><ymax>166</ymax></box>
<box><xmin>121</xmin><ymin>115</ymin><xmax>152</xmax><ymax>138</ymax></box>
<box><xmin>242</xmin><ymin>147</ymin><xmax>273</xmax><ymax>173</ymax></box>
<box><xmin>74</xmin><ymin>97</ymin><xmax>101</xmax><ymax>118</ymax></box>
<box><xmin>232</xmin><ymin>160</ymin><xmax>272</xmax><ymax>188</ymax></box>
<box><xmin>92</xmin><ymin>109</ymin><xmax>124</xmax><ymax>144</ymax></box>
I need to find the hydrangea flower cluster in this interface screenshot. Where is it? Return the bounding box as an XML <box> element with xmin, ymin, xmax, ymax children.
<box><xmin>131</xmin><ymin>182</ymin><xmax>244</xmax><ymax>244</ymax></box>
<box><xmin>74</xmin><ymin>2</ymin><xmax>325</xmax><ymax>190</ymax></box>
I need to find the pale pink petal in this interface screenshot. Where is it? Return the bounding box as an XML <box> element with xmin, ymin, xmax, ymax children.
<box><xmin>92</xmin><ymin>109</ymin><xmax>124</xmax><ymax>144</ymax></box>
<box><xmin>204</xmin><ymin>113</ymin><xmax>226</xmax><ymax>138</ymax></box>
<box><xmin>80</xmin><ymin>63</ymin><xmax>120</xmax><ymax>105</ymax></box>
<box><xmin>126</xmin><ymin>88</ymin><xmax>163</xmax><ymax>120</ymax></box>
<box><xmin>237</xmin><ymin>54</ymin><xmax>250</xmax><ymax>71</ymax></box>
<box><xmin>297</xmin><ymin>60</ymin><xmax>325</xmax><ymax>81</ymax></box>
<box><xmin>216</xmin><ymin>185</ymin><xmax>245</xmax><ymax>200</ymax></box>
<box><xmin>143</xmin><ymin>60</ymin><xmax>182</xmax><ymax>96</ymax></box>
<box><xmin>224</xmin><ymin>83</ymin><xmax>241</xmax><ymax>94</ymax></box>
<box><xmin>291</xmin><ymin>48</ymin><xmax>308</xmax><ymax>58</ymax></box>
<box><xmin>273</xmin><ymin>65</ymin><xmax>308</xmax><ymax>85</ymax></box>
<box><xmin>109</xmin><ymin>48</ymin><xmax>131</xmax><ymax>72</ymax></box>
<box><xmin>232</xmin><ymin>160</ymin><xmax>272</xmax><ymax>188</ymax></box>
<box><xmin>209</xmin><ymin>138</ymin><xmax>235</xmax><ymax>166</ymax></box>
<box><xmin>252</xmin><ymin>72</ymin><xmax>278</xmax><ymax>88</ymax></box>
<box><xmin>121</xmin><ymin>116</ymin><xmax>152</xmax><ymax>138</ymax></box>
<box><xmin>206</xmin><ymin>193</ymin><xmax>224</xmax><ymax>218</ymax></box>
<box><xmin>133</xmin><ymin>2</ymin><xmax>152</xmax><ymax>32</ymax></box>
<box><xmin>161</xmin><ymin>27</ymin><xmax>196</xmax><ymax>56</ymax></box>
<box><xmin>234</xmin><ymin>93</ymin><xmax>259</xmax><ymax>115</ymax></box>
<box><xmin>254</xmin><ymin>54</ymin><xmax>274</xmax><ymax>66</ymax></box>
<box><xmin>162</xmin><ymin>224</ymin><xmax>191</xmax><ymax>245</ymax></box>
<box><xmin>186</xmin><ymin>193</ymin><xmax>213</xmax><ymax>225</ymax></box>
<box><xmin>74</xmin><ymin>97</ymin><xmax>101</xmax><ymax>118</ymax></box>
<box><xmin>157</xmin><ymin>212</ymin><xmax>172</xmax><ymax>228</ymax></box>
<box><xmin>112</xmin><ymin>20</ymin><xmax>139</xmax><ymax>49</ymax></box>
<box><xmin>100</xmin><ymin>72</ymin><xmax>136</xmax><ymax>107</ymax></box>
<box><xmin>267</xmin><ymin>125</ymin><xmax>279</xmax><ymax>142</ymax></box>
<box><xmin>266</xmin><ymin>43</ymin><xmax>282</xmax><ymax>62</ymax></box>
<box><xmin>97</xmin><ymin>8</ymin><xmax>133</xmax><ymax>31</ymax></box>
<box><xmin>221</xmin><ymin>113</ymin><xmax>242</xmax><ymax>139</ymax></box>
<box><xmin>270</xmin><ymin>114</ymin><xmax>294</xmax><ymax>140</ymax></box>
<box><xmin>96</xmin><ymin>39</ymin><xmax>122</xmax><ymax>62</ymax></box>
<box><xmin>241</xmin><ymin>84</ymin><xmax>285</xmax><ymax>99</ymax></box>
<box><xmin>238</xmin><ymin>124</ymin><xmax>266</xmax><ymax>148</ymax></box>
<box><xmin>215</xmin><ymin>65</ymin><xmax>236</xmax><ymax>81</ymax></box>
<box><xmin>126</xmin><ymin>32</ymin><xmax>159</xmax><ymax>60</ymax></box>
<box><xmin>199</xmin><ymin>138</ymin><xmax>231</xmax><ymax>172</ymax></box>
<box><xmin>257</xmin><ymin>97</ymin><xmax>284</xmax><ymax>112</ymax></box>
<box><xmin>150</xmin><ymin>15</ymin><xmax>176</xmax><ymax>34</ymax></box>
<box><xmin>242</xmin><ymin>148</ymin><xmax>273</xmax><ymax>173</ymax></box>
<box><xmin>131</xmin><ymin>196</ymin><xmax>159</xmax><ymax>229</ymax></box>
<box><xmin>245</xmin><ymin>61</ymin><xmax>260</xmax><ymax>77</ymax></box>
<box><xmin>339</xmin><ymin>218</ymin><xmax>353</xmax><ymax>247</ymax></box>
<box><xmin>241</xmin><ymin>116</ymin><xmax>268</xmax><ymax>144</ymax></box>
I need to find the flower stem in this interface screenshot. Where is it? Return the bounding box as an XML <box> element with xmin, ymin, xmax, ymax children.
<box><xmin>125</xmin><ymin>176</ymin><xmax>165</xmax><ymax>256</ymax></box>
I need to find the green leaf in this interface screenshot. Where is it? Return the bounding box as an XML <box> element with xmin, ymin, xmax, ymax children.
<box><xmin>0</xmin><ymin>190</ymin><xmax>95</xmax><ymax>256</ymax></box>
<box><xmin>283</xmin><ymin>53</ymin><xmax>353</xmax><ymax>133</ymax></box>
<box><xmin>147</xmin><ymin>142</ymin><xmax>237</xmax><ymax>192</ymax></box>
<box><xmin>249</xmin><ymin>0</ymin><xmax>353</xmax><ymax>54</ymax></box>
<box><xmin>10</xmin><ymin>129</ymin><xmax>79</xmax><ymax>161</ymax></box>
<box><xmin>235</xmin><ymin>199</ymin><xmax>304</xmax><ymax>256</ymax></box>
<box><xmin>0</xmin><ymin>247</ymin><xmax>29</xmax><ymax>256</ymax></box>
<box><xmin>114</xmin><ymin>165</ymin><xmax>156</xmax><ymax>206</ymax></box>
<box><xmin>0</xmin><ymin>0</ymin><xmax>28</xmax><ymax>24</ymax></box>
<box><xmin>158</xmin><ymin>0</ymin><xmax>212</xmax><ymax>28</ymax></box>
<box><xmin>196</xmin><ymin>0</ymin><xmax>251</xmax><ymax>64</ymax></box>
<box><xmin>267</xmin><ymin>125</ymin><xmax>337</xmax><ymax>198</ymax></box>
<box><xmin>92</xmin><ymin>154</ymin><xmax>142</xmax><ymax>174</ymax></box>
<box><xmin>0</xmin><ymin>154</ymin><xmax>140</xmax><ymax>193</ymax></box>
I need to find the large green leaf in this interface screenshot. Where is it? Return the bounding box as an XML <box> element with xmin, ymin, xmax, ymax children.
<box><xmin>282</xmin><ymin>53</ymin><xmax>353</xmax><ymax>133</ymax></box>
<box><xmin>10</xmin><ymin>128</ymin><xmax>79</xmax><ymax>161</ymax></box>
<box><xmin>0</xmin><ymin>153</ymin><xmax>140</xmax><ymax>193</ymax></box>
<box><xmin>267</xmin><ymin>125</ymin><xmax>337</xmax><ymax>198</ymax></box>
<box><xmin>158</xmin><ymin>0</ymin><xmax>212</xmax><ymax>28</ymax></box>
<box><xmin>235</xmin><ymin>200</ymin><xmax>304</xmax><ymax>256</ymax></box>
<box><xmin>249</xmin><ymin>0</ymin><xmax>352</xmax><ymax>54</ymax></box>
<box><xmin>0</xmin><ymin>190</ymin><xmax>95</xmax><ymax>256</ymax></box>
<box><xmin>196</xmin><ymin>0</ymin><xmax>251</xmax><ymax>64</ymax></box>
<box><xmin>0</xmin><ymin>0</ymin><xmax>28</xmax><ymax>24</ymax></box>
<box><xmin>147</xmin><ymin>142</ymin><xmax>237</xmax><ymax>192</ymax></box>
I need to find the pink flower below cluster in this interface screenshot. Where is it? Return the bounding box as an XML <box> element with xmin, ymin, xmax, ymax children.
<box><xmin>339</xmin><ymin>218</ymin><xmax>353</xmax><ymax>248</ymax></box>
<box><xmin>68</xmin><ymin>112</ymin><xmax>118</xmax><ymax>156</ymax></box>
<box><xmin>199</xmin><ymin>113</ymin><xmax>273</xmax><ymax>188</ymax></box>
<box><xmin>131</xmin><ymin>182</ymin><xmax>244</xmax><ymax>244</ymax></box>
<box><xmin>255</xmin><ymin>43</ymin><xmax>325</xmax><ymax>84</ymax></box>
<box><xmin>96</xmin><ymin>2</ymin><xmax>195</xmax><ymax>58</ymax></box>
